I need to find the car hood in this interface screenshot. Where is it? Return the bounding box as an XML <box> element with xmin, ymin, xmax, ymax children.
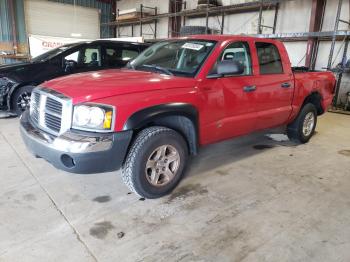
<box><xmin>42</xmin><ymin>69</ymin><xmax>197</xmax><ymax>104</ymax></box>
<box><xmin>0</xmin><ymin>62</ymin><xmax>30</xmax><ymax>71</ymax></box>
<box><xmin>0</xmin><ymin>62</ymin><xmax>33</xmax><ymax>76</ymax></box>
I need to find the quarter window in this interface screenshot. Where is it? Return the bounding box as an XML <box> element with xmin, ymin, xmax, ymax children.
<box><xmin>255</xmin><ymin>42</ymin><xmax>283</xmax><ymax>74</ymax></box>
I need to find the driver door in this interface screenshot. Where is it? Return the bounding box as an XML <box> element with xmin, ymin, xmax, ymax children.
<box><xmin>206</xmin><ymin>41</ymin><xmax>258</xmax><ymax>141</ymax></box>
<box><xmin>63</xmin><ymin>45</ymin><xmax>102</xmax><ymax>74</ymax></box>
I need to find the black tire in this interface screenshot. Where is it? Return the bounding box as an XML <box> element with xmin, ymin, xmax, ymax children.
<box><xmin>11</xmin><ymin>85</ymin><xmax>34</xmax><ymax>116</ymax></box>
<box><xmin>287</xmin><ymin>103</ymin><xmax>317</xmax><ymax>143</ymax></box>
<box><xmin>179</xmin><ymin>26</ymin><xmax>210</xmax><ymax>36</ymax></box>
<box><xmin>121</xmin><ymin>126</ymin><xmax>188</xmax><ymax>199</ymax></box>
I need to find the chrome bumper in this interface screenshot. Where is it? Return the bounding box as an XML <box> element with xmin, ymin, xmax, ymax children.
<box><xmin>21</xmin><ymin>116</ymin><xmax>114</xmax><ymax>154</ymax></box>
<box><xmin>20</xmin><ymin>110</ymin><xmax>133</xmax><ymax>174</ymax></box>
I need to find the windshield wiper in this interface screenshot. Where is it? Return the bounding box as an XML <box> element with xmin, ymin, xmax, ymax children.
<box><xmin>140</xmin><ymin>64</ymin><xmax>174</xmax><ymax>76</ymax></box>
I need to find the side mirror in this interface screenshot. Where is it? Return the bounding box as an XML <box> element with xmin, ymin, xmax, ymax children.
<box><xmin>217</xmin><ymin>60</ymin><xmax>244</xmax><ymax>76</ymax></box>
<box><xmin>64</xmin><ymin>60</ymin><xmax>76</xmax><ymax>73</ymax></box>
<box><xmin>207</xmin><ymin>60</ymin><xmax>245</xmax><ymax>79</ymax></box>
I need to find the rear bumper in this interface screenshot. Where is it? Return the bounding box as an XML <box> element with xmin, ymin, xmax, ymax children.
<box><xmin>20</xmin><ymin>110</ymin><xmax>133</xmax><ymax>174</ymax></box>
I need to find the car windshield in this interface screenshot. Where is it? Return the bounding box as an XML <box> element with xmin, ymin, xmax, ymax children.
<box><xmin>31</xmin><ymin>43</ymin><xmax>78</xmax><ymax>62</ymax></box>
<box><xmin>129</xmin><ymin>40</ymin><xmax>216</xmax><ymax>77</ymax></box>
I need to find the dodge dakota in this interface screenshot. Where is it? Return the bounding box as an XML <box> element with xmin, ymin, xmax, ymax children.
<box><xmin>20</xmin><ymin>35</ymin><xmax>336</xmax><ymax>198</ymax></box>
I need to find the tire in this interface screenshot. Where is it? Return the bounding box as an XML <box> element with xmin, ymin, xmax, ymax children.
<box><xmin>179</xmin><ymin>26</ymin><xmax>210</xmax><ymax>36</ymax></box>
<box><xmin>121</xmin><ymin>126</ymin><xmax>188</xmax><ymax>199</ymax></box>
<box><xmin>11</xmin><ymin>85</ymin><xmax>34</xmax><ymax>116</ymax></box>
<box><xmin>287</xmin><ymin>103</ymin><xmax>317</xmax><ymax>143</ymax></box>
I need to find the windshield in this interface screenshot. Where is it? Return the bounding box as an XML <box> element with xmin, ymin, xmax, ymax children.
<box><xmin>31</xmin><ymin>43</ymin><xmax>78</xmax><ymax>62</ymax></box>
<box><xmin>129</xmin><ymin>40</ymin><xmax>216</xmax><ymax>77</ymax></box>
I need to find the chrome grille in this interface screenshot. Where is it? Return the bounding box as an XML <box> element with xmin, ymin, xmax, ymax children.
<box><xmin>46</xmin><ymin>97</ymin><xmax>63</xmax><ymax>115</ymax></box>
<box><xmin>44</xmin><ymin>113</ymin><xmax>61</xmax><ymax>132</ymax></box>
<box><xmin>29</xmin><ymin>88</ymin><xmax>72</xmax><ymax>135</ymax></box>
<box><xmin>31</xmin><ymin>92</ymin><xmax>40</xmax><ymax>123</ymax></box>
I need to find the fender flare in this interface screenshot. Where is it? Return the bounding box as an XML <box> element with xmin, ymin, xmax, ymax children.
<box><xmin>123</xmin><ymin>103</ymin><xmax>198</xmax><ymax>130</ymax></box>
<box><xmin>123</xmin><ymin>103</ymin><xmax>199</xmax><ymax>154</ymax></box>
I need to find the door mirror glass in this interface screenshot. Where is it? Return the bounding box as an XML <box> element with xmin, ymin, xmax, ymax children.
<box><xmin>217</xmin><ymin>60</ymin><xmax>245</xmax><ymax>76</ymax></box>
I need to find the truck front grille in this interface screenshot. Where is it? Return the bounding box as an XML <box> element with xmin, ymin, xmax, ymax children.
<box><xmin>29</xmin><ymin>88</ymin><xmax>72</xmax><ymax>135</ymax></box>
<box><xmin>31</xmin><ymin>92</ymin><xmax>40</xmax><ymax>123</ymax></box>
<box><xmin>46</xmin><ymin>97</ymin><xmax>63</xmax><ymax>115</ymax></box>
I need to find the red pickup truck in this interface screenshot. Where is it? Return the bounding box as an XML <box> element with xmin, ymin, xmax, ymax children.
<box><xmin>20</xmin><ymin>35</ymin><xmax>336</xmax><ymax>198</ymax></box>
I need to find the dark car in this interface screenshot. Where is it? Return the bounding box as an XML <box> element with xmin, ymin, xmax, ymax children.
<box><xmin>0</xmin><ymin>40</ymin><xmax>150</xmax><ymax>115</ymax></box>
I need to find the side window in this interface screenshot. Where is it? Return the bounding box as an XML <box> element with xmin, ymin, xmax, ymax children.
<box><xmin>105</xmin><ymin>47</ymin><xmax>139</xmax><ymax>67</ymax></box>
<box><xmin>122</xmin><ymin>49</ymin><xmax>139</xmax><ymax>61</ymax></box>
<box><xmin>64</xmin><ymin>51</ymin><xmax>79</xmax><ymax>62</ymax></box>
<box><xmin>82</xmin><ymin>47</ymin><xmax>101</xmax><ymax>67</ymax></box>
<box><xmin>255</xmin><ymin>42</ymin><xmax>283</xmax><ymax>74</ymax></box>
<box><xmin>211</xmin><ymin>41</ymin><xmax>252</xmax><ymax>75</ymax></box>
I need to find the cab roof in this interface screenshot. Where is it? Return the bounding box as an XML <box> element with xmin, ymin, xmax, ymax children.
<box><xmin>176</xmin><ymin>34</ymin><xmax>276</xmax><ymax>43</ymax></box>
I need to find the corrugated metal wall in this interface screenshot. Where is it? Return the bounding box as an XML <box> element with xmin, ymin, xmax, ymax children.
<box><xmin>0</xmin><ymin>0</ymin><xmax>113</xmax><ymax>64</ymax></box>
<box><xmin>0</xmin><ymin>0</ymin><xmax>27</xmax><ymax>64</ymax></box>
<box><xmin>48</xmin><ymin>0</ymin><xmax>114</xmax><ymax>38</ymax></box>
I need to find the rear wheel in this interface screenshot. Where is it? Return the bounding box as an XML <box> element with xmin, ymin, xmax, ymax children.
<box><xmin>11</xmin><ymin>86</ymin><xmax>34</xmax><ymax>116</ymax></box>
<box><xmin>121</xmin><ymin>126</ymin><xmax>188</xmax><ymax>199</ymax></box>
<box><xmin>287</xmin><ymin>103</ymin><xmax>317</xmax><ymax>143</ymax></box>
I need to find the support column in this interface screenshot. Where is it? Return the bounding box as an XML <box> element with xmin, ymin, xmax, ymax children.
<box><xmin>305</xmin><ymin>0</ymin><xmax>326</xmax><ymax>69</ymax></box>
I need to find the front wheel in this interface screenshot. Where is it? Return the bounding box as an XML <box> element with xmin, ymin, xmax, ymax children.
<box><xmin>121</xmin><ymin>126</ymin><xmax>188</xmax><ymax>199</ymax></box>
<box><xmin>287</xmin><ymin>103</ymin><xmax>317</xmax><ymax>143</ymax></box>
<box><xmin>11</xmin><ymin>86</ymin><xmax>34</xmax><ymax>116</ymax></box>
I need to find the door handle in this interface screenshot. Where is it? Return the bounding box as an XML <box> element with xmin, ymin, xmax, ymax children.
<box><xmin>281</xmin><ymin>82</ymin><xmax>291</xmax><ymax>88</ymax></box>
<box><xmin>243</xmin><ymin>85</ymin><xmax>256</xmax><ymax>92</ymax></box>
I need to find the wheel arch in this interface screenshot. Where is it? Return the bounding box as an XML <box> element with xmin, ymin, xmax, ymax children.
<box><xmin>123</xmin><ymin>103</ymin><xmax>199</xmax><ymax>155</ymax></box>
<box><xmin>7</xmin><ymin>82</ymin><xmax>37</xmax><ymax>110</ymax></box>
<box><xmin>302</xmin><ymin>91</ymin><xmax>324</xmax><ymax>115</ymax></box>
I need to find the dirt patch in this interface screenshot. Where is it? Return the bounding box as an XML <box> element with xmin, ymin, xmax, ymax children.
<box><xmin>70</xmin><ymin>194</ymin><xmax>80</xmax><ymax>202</ymax></box>
<box><xmin>22</xmin><ymin>194</ymin><xmax>36</xmax><ymax>202</ymax></box>
<box><xmin>89</xmin><ymin>221</ymin><xmax>115</xmax><ymax>239</ymax></box>
<box><xmin>215</xmin><ymin>169</ymin><xmax>230</xmax><ymax>176</ymax></box>
<box><xmin>92</xmin><ymin>195</ymin><xmax>111</xmax><ymax>203</ymax></box>
<box><xmin>166</xmin><ymin>184</ymin><xmax>208</xmax><ymax>203</ymax></box>
<box><xmin>253</xmin><ymin>144</ymin><xmax>275</xmax><ymax>150</ymax></box>
<box><xmin>117</xmin><ymin>232</ymin><xmax>125</xmax><ymax>239</ymax></box>
<box><xmin>338</xmin><ymin>150</ymin><xmax>350</xmax><ymax>157</ymax></box>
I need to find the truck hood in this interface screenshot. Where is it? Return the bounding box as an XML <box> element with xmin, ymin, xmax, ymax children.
<box><xmin>42</xmin><ymin>69</ymin><xmax>197</xmax><ymax>104</ymax></box>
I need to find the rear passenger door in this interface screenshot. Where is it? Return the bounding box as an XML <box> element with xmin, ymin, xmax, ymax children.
<box><xmin>254</xmin><ymin>42</ymin><xmax>294</xmax><ymax>130</ymax></box>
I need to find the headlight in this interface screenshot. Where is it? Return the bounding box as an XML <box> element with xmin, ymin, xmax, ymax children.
<box><xmin>0</xmin><ymin>77</ymin><xmax>16</xmax><ymax>94</ymax></box>
<box><xmin>72</xmin><ymin>104</ymin><xmax>115</xmax><ymax>132</ymax></box>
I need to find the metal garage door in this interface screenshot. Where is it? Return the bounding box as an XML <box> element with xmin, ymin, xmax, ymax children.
<box><xmin>24</xmin><ymin>0</ymin><xmax>100</xmax><ymax>39</ymax></box>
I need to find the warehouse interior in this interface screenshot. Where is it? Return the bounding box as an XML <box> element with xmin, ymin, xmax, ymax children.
<box><xmin>1</xmin><ymin>0</ymin><xmax>350</xmax><ymax>261</ymax></box>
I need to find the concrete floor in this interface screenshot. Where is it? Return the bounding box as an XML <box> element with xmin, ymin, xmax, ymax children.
<box><xmin>0</xmin><ymin>112</ymin><xmax>350</xmax><ymax>262</ymax></box>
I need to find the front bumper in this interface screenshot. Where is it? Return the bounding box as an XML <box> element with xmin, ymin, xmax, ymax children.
<box><xmin>20</xmin><ymin>110</ymin><xmax>133</xmax><ymax>174</ymax></box>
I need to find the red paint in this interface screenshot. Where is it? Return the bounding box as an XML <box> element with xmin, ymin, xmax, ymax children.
<box><xmin>41</xmin><ymin>35</ymin><xmax>336</xmax><ymax>146</ymax></box>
